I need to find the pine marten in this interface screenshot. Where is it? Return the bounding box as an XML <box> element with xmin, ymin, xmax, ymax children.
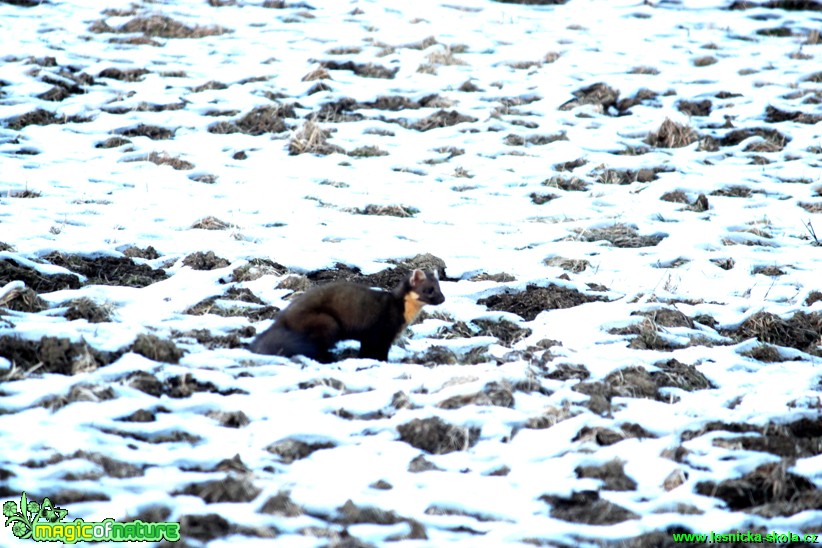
<box><xmin>250</xmin><ymin>269</ymin><xmax>445</xmax><ymax>362</ymax></box>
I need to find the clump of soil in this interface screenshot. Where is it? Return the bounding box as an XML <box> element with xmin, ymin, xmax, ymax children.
<box><xmin>410</xmin><ymin>110</ymin><xmax>477</xmax><ymax>131</ymax></box>
<box><xmin>0</xmin><ymin>336</ymin><xmax>117</xmax><ymax>377</ymax></box>
<box><xmin>130</xmin><ymin>151</ymin><xmax>194</xmax><ymax>170</ymax></box>
<box><xmin>261</xmin><ymin>492</ymin><xmax>304</xmax><ymax>517</ymax></box>
<box><xmin>116</xmin><ymin>124</ymin><xmax>174</xmax><ymax>140</ymax></box>
<box><xmin>182</xmin><ymin>251</ymin><xmax>230</xmax><ymax>270</ymax></box>
<box><xmin>96</xmin><ymin>137</ymin><xmax>131</xmax><ymax>149</ymax></box>
<box><xmin>573</xmin><ymin>423</ymin><xmax>656</xmax><ymax>446</ymax></box>
<box><xmin>0</xmin><ymin>285</ymin><xmax>47</xmax><ymax>312</ymax></box>
<box><xmin>62</xmin><ymin>297</ymin><xmax>111</xmax><ymax>323</ymax></box>
<box><xmin>684</xmin><ymin>417</ymin><xmax>822</xmax><ymax>459</ymax></box>
<box><xmin>539</xmin><ymin>490</ymin><xmax>639</xmax><ymax>524</ymax></box>
<box><xmin>266</xmin><ymin>439</ymin><xmax>336</xmax><ymax>464</ymax></box>
<box><xmin>174</xmin><ymin>327</ymin><xmax>254</xmax><ymax>349</ymax></box>
<box><xmin>478</xmin><ymin>284</ymin><xmax>606</xmax><ymax>321</ymax></box>
<box><xmin>5</xmin><ymin>109</ymin><xmax>90</xmax><ymax>130</ymax></box>
<box><xmin>719</xmin><ymin>127</ymin><xmax>790</xmax><ymax>151</ymax></box>
<box><xmin>397</xmin><ymin>417</ymin><xmax>480</xmax><ymax>454</ymax></box>
<box><xmin>677</xmin><ymin>99</ymin><xmax>712</xmax><ymax>117</ymax></box>
<box><xmin>129</xmin><ymin>333</ymin><xmax>185</xmax><ymax>363</ymax></box>
<box><xmin>191</xmin><ymin>216</ymin><xmax>230</xmax><ymax>230</ymax></box>
<box><xmin>209</xmin><ymin>104</ymin><xmax>294</xmax><ymax>135</ymax></box>
<box><xmin>97</xmin><ymin>68</ymin><xmax>150</xmax><ymax>82</ymax></box>
<box><xmin>288</xmin><ymin>120</ymin><xmax>344</xmax><ymax>156</ymax></box>
<box><xmin>765</xmin><ymin>105</ymin><xmax>821</xmax><ymax>124</ymax></box>
<box><xmin>39</xmin><ymin>384</ymin><xmax>117</xmax><ymax>411</ymax></box>
<box><xmin>174</xmin><ymin>476</ymin><xmax>261</xmax><ymax>503</ymax></box>
<box><xmin>470</xmin><ymin>319</ymin><xmax>531</xmax><ymax>346</ymax></box>
<box><xmin>575</xmin><ymin>361</ymin><xmax>713</xmax><ymax>413</ymax></box>
<box><xmin>355</xmin><ymin>204</ymin><xmax>419</xmax><ymax>217</ymax></box>
<box><xmin>593</xmin><ymin>166</ymin><xmax>672</xmax><ymax>185</ymax></box>
<box><xmin>723</xmin><ymin>311</ymin><xmax>822</xmax><ymax>354</ymax></box>
<box><xmin>696</xmin><ymin>461</ymin><xmax>822</xmax><ymax>517</ymax></box>
<box><xmin>437</xmin><ymin>381</ymin><xmax>515</xmax><ymax>409</ymax></box>
<box><xmin>575</xmin><ymin>460</ymin><xmax>637</xmax><ymax>491</ymax></box>
<box><xmin>90</xmin><ymin>14</ymin><xmax>230</xmax><ymax>39</ymax></box>
<box><xmin>42</xmin><ymin>252</ymin><xmax>167</xmax><ymax>287</ymax></box>
<box><xmin>575</xmin><ymin>223</ymin><xmax>666</xmax><ymax>248</ymax></box>
<box><xmin>645</xmin><ymin>118</ymin><xmax>699</xmax><ymax>148</ymax></box>
<box><xmin>542</xmin><ymin>174</ymin><xmax>589</xmax><ymax>192</ymax></box>
<box><xmin>319</xmin><ymin>60</ymin><xmax>398</xmax><ymax>79</ymax></box>
<box><xmin>559</xmin><ymin>82</ymin><xmax>619</xmax><ymax>113</ymax></box>
<box><xmin>122</xmin><ymin>246</ymin><xmax>160</xmax><ymax>260</ymax></box>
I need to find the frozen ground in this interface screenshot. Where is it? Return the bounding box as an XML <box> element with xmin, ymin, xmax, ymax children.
<box><xmin>1</xmin><ymin>0</ymin><xmax>822</xmax><ymax>546</ymax></box>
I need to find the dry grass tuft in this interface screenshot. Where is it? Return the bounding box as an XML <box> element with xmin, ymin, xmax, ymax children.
<box><xmin>645</xmin><ymin>118</ymin><xmax>698</xmax><ymax>148</ymax></box>
<box><xmin>288</xmin><ymin>120</ymin><xmax>344</xmax><ymax>156</ymax></box>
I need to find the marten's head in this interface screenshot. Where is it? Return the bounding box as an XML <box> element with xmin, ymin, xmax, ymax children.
<box><xmin>401</xmin><ymin>269</ymin><xmax>445</xmax><ymax>325</ymax></box>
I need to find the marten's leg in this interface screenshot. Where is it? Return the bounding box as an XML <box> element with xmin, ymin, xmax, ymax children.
<box><xmin>250</xmin><ymin>324</ymin><xmax>321</xmax><ymax>359</ymax></box>
<box><xmin>301</xmin><ymin>313</ymin><xmax>341</xmax><ymax>362</ymax></box>
<box><xmin>358</xmin><ymin>338</ymin><xmax>392</xmax><ymax>361</ymax></box>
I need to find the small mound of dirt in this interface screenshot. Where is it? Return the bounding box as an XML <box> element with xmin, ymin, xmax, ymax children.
<box><xmin>645</xmin><ymin>118</ymin><xmax>699</xmax><ymax>148</ymax></box>
<box><xmin>62</xmin><ymin>297</ymin><xmax>111</xmax><ymax>323</ymax></box>
<box><xmin>176</xmin><ymin>514</ymin><xmax>233</xmax><ymax>542</ymax></box>
<box><xmin>0</xmin><ymin>336</ymin><xmax>117</xmax><ymax>377</ymax></box>
<box><xmin>319</xmin><ymin>60</ymin><xmax>398</xmax><ymax>79</ymax></box>
<box><xmin>539</xmin><ymin>490</ymin><xmax>639</xmax><ymax>524</ymax></box>
<box><xmin>39</xmin><ymin>384</ymin><xmax>116</xmax><ymax>411</ymax></box>
<box><xmin>696</xmin><ymin>461</ymin><xmax>822</xmax><ymax>516</ymax></box>
<box><xmin>559</xmin><ymin>82</ymin><xmax>619</xmax><ymax>113</ymax></box>
<box><xmin>95</xmin><ymin>136</ymin><xmax>131</xmax><ymax>149</ymax></box>
<box><xmin>677</xmin><ymin>99</ymin><xmax>712</xmax><ymax>117</ymax></box>
<box><xmin>575</xmin><ymin>460</ymin><xmax>637</xmax><ymax>491</ymax></box>
<box><xmin>288</xmin><ymin>120</ymin><xmax>344</xmax><ymax>156</ymax></box>
<box><xmin>725</xmin><ymin>311</ymin><xmax>822</xmax><ymax>354</ymax></box>
<box><xmin>234</xmin><ymin>104</ymin><xmax>294</xmax><ymax>135</ymax></box>
<box><xmin>471</xmin><ymin>319</ymin><xmax>531</xmax><ymax>346</ymax></box>
<box><xmin>122</xmin><ymin>245</ymin><xmax>160</xmax><ymax>260</ymax></box>
<box><xmin>5</xmin><ymin>109</ymin><xmax>89</xmax><ymax>130</ymax></box>
<box><xmin>91</xmin><ymin>14</ymin><xmax>230</xmax><ymax>39</ymax></box>
<box><xmin>182</xmin><ymin>251</ymin><xmax>230</xmax><ymax>271</ymax></box>
<box><xmin>116</xmin><ymin>124</ymin><xmax>174</xmax><ymax>140</ymax></box>
<box><xmin>261</xmin><ymin>492</ymin><xmax>304</xmax><ymax>517</ymax></box>
<box><xmin>685</xmin><ymin>417</ymin><xmax>822</xmax><ymax>459</ymax></box>
<box><xmin>129</xmin><ymin>333</ymin><xmax>184</xmax><ymax>363</ymax></box>
<box><xmin>191</xmin><ymin>216</ymin><xmax>229</xmax><ymax>230</ymax></box>
<box><xmin>719</xmin><ymin>127</ymin><xmax>790</xmax><ymax>150</ymax></box>
<box><xmin>478</xmin><ymin>284</ymin><xmax>606</xmax><ymax>321</ymax></box>
<box><xmin>576</xmin><ymin>223</ymin><xmax>666</xmax><ymax>248</ymax></box>
<box><xmin>356</xmin><ymin>204</ymin><xmax>419</xmax><ymax>217</ymax></box>
<box><xmin>42</xmin><ymin>252</ymin><xmax>167</xmax><ymax>287</ymax></box>
<box><xmin>765</xmin><ymin>105</ymin><xmax>821</xmax><ymax>124</ymax></box>
<box><xmin>0</xmin><ymin>285</ymin><xmax>47</xmax><ymax>312</ymax></box>
<box><xmin>266</xmin><ymin>439</ymin><xmax>336</xmax><ymax>464</ymax></box>
<box><xmin>174</xmin><ymin>476</ymin><xmax>261</xmax><ymax>503</ymax></box>
<box><xmin>437</xmin><ymin>381</ymin><xmax>515</xmax><ymax>409</ymax></box>
<box><xmin>593</xmin><ymin>166</ymin><xmax>672</xmax><ymax>185</ymax></box>
<box><xmin>410</xmin><ymin>109</ymin><xmax>477</xmax><ymax>131</ymax></box>
<box><xmin>651</xmin><ymin>358</ymin><xmax>715</xmax><ymax>392</ymax></box>
<box><xmin>397</xmin><ymin>417</ymin><xmax>480</xmax><ymax>454</ymax></box>
<box><xmin>97</xmin><ymin>67</ymin><xmax>150</xmax><ymax>81</ymax></box>
<box><xmin>616</xmin><ymin>88</ymin><xmax>660</xmax><ymax>113</ymax></box>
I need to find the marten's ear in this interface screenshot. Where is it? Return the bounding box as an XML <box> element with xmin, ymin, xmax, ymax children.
<box><xmin>409</xmin><ymin>269</ymin><xmax>427</xmax><ymax>288</ymax></box>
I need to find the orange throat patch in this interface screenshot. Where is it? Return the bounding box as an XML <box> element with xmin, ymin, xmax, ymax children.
<box><xmin>403</xmin><ymin>291</ymin><xmax>425</xmax><ymax>326</ymax></box>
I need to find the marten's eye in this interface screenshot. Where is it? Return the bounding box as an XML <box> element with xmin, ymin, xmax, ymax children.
<box><xmin>424</xmin><ymin>287</ymin><xmax>433</xmax><ymax>295</ymax></box>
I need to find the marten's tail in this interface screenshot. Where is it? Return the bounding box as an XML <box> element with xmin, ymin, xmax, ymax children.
<box><xmin>250</xmin><ymin>324</ymin><xmax>330</xmax><ymax>362</ymax></box>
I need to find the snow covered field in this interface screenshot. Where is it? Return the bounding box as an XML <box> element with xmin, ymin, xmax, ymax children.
<box><xmin>1</xmin><ymin>0</ymin><xmax>821</xmax><ymax>545</ymax></box>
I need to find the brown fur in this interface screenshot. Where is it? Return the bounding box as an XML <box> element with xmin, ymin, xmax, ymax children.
<box><xmin>250</xmin><ymin>269</ymin><xmax>444</xmax><ymax>362</ymax></box>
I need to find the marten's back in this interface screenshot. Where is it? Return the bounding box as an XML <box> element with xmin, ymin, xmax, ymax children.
<box><xmin>279</xmin><ymin>282</ymin><xmax>399</xmax><ymax>334</ymax></box>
